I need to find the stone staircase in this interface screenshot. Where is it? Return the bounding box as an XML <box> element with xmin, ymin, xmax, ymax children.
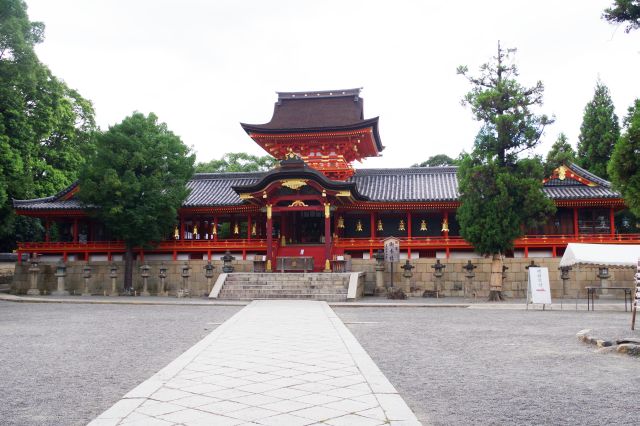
<box><xmin>216</xmin><ymin>273</ymin><xmax>352</xmax><ymax>302</ymax></box>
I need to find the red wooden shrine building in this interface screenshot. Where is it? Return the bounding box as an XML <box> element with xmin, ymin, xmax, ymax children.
<box><xmin>13</xmin><ymin>88</ymin><xmax>640</xmax><ymax>270</ymax></box>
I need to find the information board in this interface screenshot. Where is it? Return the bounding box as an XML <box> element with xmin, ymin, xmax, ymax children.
<box><xmin>383</xmin><ymin>237</ymin><xmax>400</xmax><ymax>263</ymax></box>
<box><xmin>528</xmin><ymin>267</ymin><xmax>552</xmax><ymax>305</ymax></box>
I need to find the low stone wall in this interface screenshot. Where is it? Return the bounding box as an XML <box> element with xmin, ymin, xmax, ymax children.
<box><xmin>11</xmin><ymin>260</ymin><xmax>254</xmax><ymax>296</ymax></box>
<box><xmin>351</xmin><ymin>257</ymin><xmax>635</xmax><ymax>299</ymax></box>
<box><xmin>11</xmin><ymin>257</ymin><xmax>635</xmax><ymax>299</ymax></box>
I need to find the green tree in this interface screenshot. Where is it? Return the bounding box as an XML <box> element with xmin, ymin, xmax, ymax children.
<box><xmin>195</xmin><ymin>152</ymin><xmax>275</xmax><ymax>173</ymax></box>
<box><xmin>544</xmin><ymin>133</ymin><xmax>576</xmax><ymax>176</ymax></box>
<box><xmin>457</xmin><ymin>43</ymin><xmax>555</xmax><ymax>301</ymax></box>
<box><xmin>603</xmin><ymin>0</ymin><xmax>640</xmax><ymax>32</ymax></box>
<box><xmin>576</xmin><ymin>81</ymin><xmax>619</xmax><ymax>180</ymax></box>
<box><xmin>609</xmin><ymin>99</ymin><xmax>640</xmax><ymax>219</ymax></box>
<box><xmin>412</xmin><ymin>154</ymin><xmax>458</xmax><ymax>167</ymax></box>
<box><xmin>0</xmin><ymin>0</ymin><xmax>96</xmax><ymax>251</ymax></box>
<box><xmin>78</xmin><ymin>113</ymin><xmax>194</xmax><ymax>291</ymax></box>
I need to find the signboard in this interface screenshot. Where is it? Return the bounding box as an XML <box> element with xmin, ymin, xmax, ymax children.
<box><xmin>528</xmin><ymin>267</ymin><xmax>552</xmax><ymax>305</ymax></box>
<box><xmin>383</xmin><ymin>237</ymin><xmax>400</xmax><ymax>263</ymax></box>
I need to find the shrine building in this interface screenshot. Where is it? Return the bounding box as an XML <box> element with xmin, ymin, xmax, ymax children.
<box><xmin>12</xmin><ymin>88</ymin><xmax>639</xmax><ymax>272</ymax></box>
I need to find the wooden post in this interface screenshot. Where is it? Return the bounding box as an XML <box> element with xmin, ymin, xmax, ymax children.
<box><xmin>45</xmin><ymin>219</ymin><xmax>50</xmax><ymax>242</ymax></box>
<box><xmin>266</xmin><ymin>205</ymin><xmax>273</xmax><ymax>271</ymax></box>
<box><xmin>370</xmin><ymin>212</ymin><xmax>375</xmax><ymax>239</ymax></box>
<box><xmin>179</xmin><ymin>214</ymin><xmax>185</xmax><ymax>241</ymax></box>
<box><xmin>247</xmin><ymin>214</ymin><xmax>252</xmax><ymax>241</ymax></box>
<box><xmin>324</xmin><ymin>203</ymin><xmax>331</xmax><ymax>272</ymax></box>
<box><xmin>573</xmin><ymin>207</ymin><xmax>579</xmax><ymax>237</ymax></box>
<box><xmin>524</xmin><ymin>246</ymin><xmax>529</xmax><ymax>258</ymax></box>
<box><xmin>73</xmin><ymin>218</ymin><xmax>79</xmax><ymax>243</ymax></box>
<box><xmin>610</xmin><ymin>207</ymin><xmax>615</xmax><ymax>237</ymax></box>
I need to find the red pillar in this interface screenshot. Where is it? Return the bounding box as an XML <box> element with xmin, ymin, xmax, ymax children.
<box><xmin>610</xmin><ymin>207</ymin><xmax>615</xmax><ymax>237</ymax></box>
<box><xmin>524</xmin><ymin>246</ymin><xmax>529</xmax><ymax>258</ymax></box>
<box><xmin>324</xmin><ymin>203</ymin><xmax>331</xmax><ymax>271</ymax></box>
<box><xmin>266</xmin><ymin>205</ymin><xmax>273</xmax><ymax>271</ymax></box>
<box><xmin>247</xmin><ymin>214</ymin><xmax>252</xmax><ymax>241</ymax></box>
<box><xmin>370</xmin><ymin>212</ymin><xmax>375</xmax><ymax>239</ymax></box>
<box><xmin>407</xmin><ymin>211</ymin><xmax>412</xmax><ymax>259</ymax></box>
<box><xmin>45</xmin><ymin>219</ymin><xmax>50</xmax><ymax>242</ymax></box>
<box><xmin>573</xmin><ymin>207</ymin><xmax>579</xmax><ymax>237</ymax></box>
<box><xmin>179</xmin><ymin>214</ymin><xmax>185</xmax><ymax>241</ymax></box>
<box><xmin>73</xmin><ymin>218</ymin><xmax>79</xmax><ymax>243</ymax></box>
<box><xmin>139</xmin><ymin>250</ymin><xmax>144</xmax><ymax>263</ymax></box>
<box><xmin>552</xmin><ymin>246</ymin><xmax>557</xmax><ymax>257</ymax></box>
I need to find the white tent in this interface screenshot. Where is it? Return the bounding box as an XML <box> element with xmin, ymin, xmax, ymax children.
<box><xmin>559</xmin><ymin>243</ymin><xmax>640</xmax><ymax>268</ymax></box>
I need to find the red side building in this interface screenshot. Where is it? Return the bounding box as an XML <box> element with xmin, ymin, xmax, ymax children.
<box><xmin>13</xmin><ymin>89</ymin><xmax>639</xmax><ymax>269</ymax></box>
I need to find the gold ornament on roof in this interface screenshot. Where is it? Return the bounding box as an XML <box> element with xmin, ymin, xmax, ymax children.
<box><xmin>281</xmin><ymin>179</ymin><xmax>307</xmax><ymax>190</ymax></box>
<box><xmin>377</xmin><ymin>219</ymin><xmax>384</xmax><ymax>231</ymax></box>
<box><xmin>355</xmin><ymin>219</ymin><xmax>363</xmax><ymax>232</ymax></box>
<box><xmin>337</xmin><ymin>216</ymin><xmax>345</xmax><ymax>229</ymax></box>
<box><xmin>398</xmin><ymin>219</ymin><xmax>406</xmax><ymax>231</ymax></box>
<box><xmin>441</xmin><ymin>219</ymin><xmax>449</xmax><ymax>232</ymax></box>
<box><xmin>285</xmin><ymin>147</ymin><xmax>299</xmax><ymax>159</ymax></box>
<box><xmin>557</xmin><ymin>165</ymin><xmax>568</xmax><ymax>180</ymax></box>
<box><xmin>420</xmin><ymin>219</ymin><xmax>428</xmax><ymax>232</ymax></box>
<box><xmin>289</xmin><ymin>200</ymin><xmax>308</xmax><ymax>207</ymax></box>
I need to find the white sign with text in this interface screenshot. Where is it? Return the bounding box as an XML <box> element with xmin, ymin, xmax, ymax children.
<box><xmin>528</xmin><ymin>267</ymin><xmax>552</xmax><ymax>304</ymax></box>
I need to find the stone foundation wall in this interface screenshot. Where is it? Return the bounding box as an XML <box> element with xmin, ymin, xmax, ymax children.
<box><xmin>12</xmin><ymin>260</ymin><xmax>254</xmax><ymax>296</ymax></box>
<box><xmin>11</xmin><ymin>257</ymin><xmax>635</xmax><ymax>299</ymax></box>
<box><xmin>351</xmin><ymin>257</ymin><xmax>635</xmax><ymax>298</ymax></box>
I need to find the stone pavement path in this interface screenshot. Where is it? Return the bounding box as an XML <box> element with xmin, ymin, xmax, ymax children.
<box><xmin>89</xmin><ymin>300</ymin><xmax>421</xmax><ymax>426</ymax></box>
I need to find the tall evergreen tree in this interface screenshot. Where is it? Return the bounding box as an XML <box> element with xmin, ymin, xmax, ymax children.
<box><xmin>576</xmin><ymin>81</ymin><xmax>619</xmax><ymax>179</ymax></box>
<box><xmin>78</xmin><ymin>113</ymin><xmax>194</xmax><ymax>292</ymax></box>
<box><xmin>609</xmin><ymin>99</ymin><xmax>640</xmax><ymax>218</ymax></box>
<box><xmin>412</xmin><ymin>154</ymin><xmax>458</xmax><ymax>167</ymax></box>
<box><xmin>457</xmin><ymin>42</ymin><xmax>555</xmax><ymax>301</ymax></box>
<box><xmin>603</xmin><ymin>0</ymin><xmax>640</xmax><ymax>32</ymax></box>
<box><xmin>0</xmin><ymin>0</ymin><xmax>96</xmax><ymax>251</ymax></box>
<box><xmin>545</xmin><ymin>133</ymin><xmax>576</xmax><ymax>176</ymax></box>
<box><xmin>195</xmin><ymin>152</ymin><xmax>275</xmax><ymax>173</ymax></box>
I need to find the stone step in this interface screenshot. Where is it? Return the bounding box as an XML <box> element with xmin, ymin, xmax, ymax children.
<box><xmin>220</xmin><ymin>289</ymin><xmax>348</xmax><ymax>296</ymax></box>
<box><xmin>220</xmin><ymin>294</ymin><xmax>347</xmax><ymax>302</ymax></box>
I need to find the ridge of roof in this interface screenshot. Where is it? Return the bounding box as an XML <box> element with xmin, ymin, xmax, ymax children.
<box><xmin>352</xmin><ymin>166</ymin><xmax>458</xmax><ymax>175</ymax></box>
<box><xmin>567</xmin><ymin>162</ymin><xmax>611</xmax><ymax>187</ymax></box>
<box><xmin>192</xmin><ymin>172</ymin><xmax>266</xmax><ymax>180</ymax></box>
<box><xmin>276</xmin><ymin>88</ymin><xmax>361</xmax><ymax>100</ymax></box>
<box><xmin>13</xmin><ymin>181</ymin><xmax>79</xmax><ymax>205</ymax></box>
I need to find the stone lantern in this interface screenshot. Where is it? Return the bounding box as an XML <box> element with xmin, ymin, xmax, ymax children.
<box><xmin>81</xmin><ymin>263</ymin><xmax>92</xmax><ymax>296</ymax></box>
<box><xmin>27</xmin><ymin>254</ymin><xmax>40</xmax><ymax>296</ymax></box>
<box><xmin>203</xmin><ymin>261</ymin><xmax>215</xmax><ymax>295</ymax></box>
<box><xmin>109</xmin><ymin>263</ymin><xmax>119</xmax><ymax>296</ymax></box>
<box><xmin>401</xmin><ymin>260</ymin><xmax>415</xmax><ymax>295</ymax></box>
<box><xmin>597</xmin><ymin>266</ymin><xmax>613</xmax><ymax>299</ymax></box>
<box><xmin>52</xmin><ymin>260</ymin><xmax>69</xmax><ymax>296</ymax></box>
<box><xmin>140</xmin><ymin>264</ymin><xmax>151</xmax><ymax>296</ymax></box>
<box><xmin>428</xmin><ymin>259</ymin><xmax>446</xmax><ymax>297</ymax></box>
<box><xmin>179</xmin><ymin>262</ymin><xmax>191</xmax><ymax>298</ymax></box>
<box><xmin>559</xmin><ymin>265</ymin><xmax>572</xmax><ymax>307</ymax></box>
<box><xmin>463</xmin><ymin>260</ymin><xmax>477</xmax><ymax>299</ymax></box>
<box><xmin>373</xmin><ymin>249</ymin><xmax>385</xmax><ymax>292</ymax></box>
<box><xmin>158</xmin><ymin>263</ymin><xmax>168</xmax><ymax>296</ymax></box>
<box><xmin>222</xmin><ymin>251</ymin><xmax>235</xmax><ymax>273</ymax></box>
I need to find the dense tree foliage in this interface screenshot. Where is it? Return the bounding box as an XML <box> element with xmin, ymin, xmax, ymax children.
<box><xmin>603</xmin><ymin>0</ymin><xmax>640</xmax><ymax>32</ymax></box>
<box><xmin>78</xmin><ymin>113</ymin><xmax>194</xmax><ymax>291</ymax></box>
<box><xmin>412</xmin><ymin>154</ymin><xmax>458</xmax><ymax>167</ymax></box>
<box><xmin>0</xmin><ymin>0</ymin><xmax>96</xmax><ymax>251</ymax></box>
<box><xmin>195</xmin><ymin>152</ymin><xmax>275</xmax><ymax>173</ymax></box>
<box><xmin>544</xmin><ymin>133</ymin><xmax>576</xmax><ymax>176</ymax></box>
<box><xmin>576</xmin><ymin>81</ymin><xmax>619</xmax><ymax>180</ymax></box>
<box><xmin>457</xmin><ymin>43</ymin><xmax>555</xmax><ymax>300</ymax></box>
<box><xmin>609</xmin><ymin>99</ymin><xmax>640</xmax><ymax>219</ymax></box>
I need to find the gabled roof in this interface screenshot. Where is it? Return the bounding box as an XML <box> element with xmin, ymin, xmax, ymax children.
<box><xmin>12</xmin><ymin>182</ymin><xmax>83</xmax><ymax>211</ymax></box>
<box><xmin>543</xmin><ymin>162</ymin><xmax>619</xmax><ymax>199</ymax></box>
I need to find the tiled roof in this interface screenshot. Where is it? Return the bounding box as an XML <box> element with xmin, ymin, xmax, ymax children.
<box><xmin>13</xmin><ymin>163</ymin><xmax>621</xmax><ymax>211</ymax></box>
<box><xmin>348</xmin><ymin>167</ymin><xmax>459</xmax><ymax>202</ymax></box>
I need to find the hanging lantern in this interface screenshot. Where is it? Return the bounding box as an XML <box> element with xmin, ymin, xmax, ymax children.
<box><xmin>337</xmin><ymin>216</ymin><xmax>345</xmax><ymax>229</ymax></box>
<box><xmin>211</xmin><ymin>223</ymin><xmax>217</xmax><ymax>235</ymax></box>
<box><xmin>193</xmin><ymin>224</ymin><xmax>198</xmax><ymax>236</ymax></box>
<box><xmin>355</xmin><ymin>219</ymin><xmax>363</xmax><ymax>232</ymax></box>
<box><xmin>441</xmin><ymin>219</ymin><xmax>449</xmax><ymax>232</ymax></box>
<box><xmin>174</xmin><ymin>226</ymin><xmax>179</xmax><ymax>240</ymax></box>
<box><xmin>398</xmin><ymin>219</ymin><xmax>406</xmax><ymax>231</ymax></box>
<box><xmin>233</xmin><ymin>222</ymin><xmax>239</xmax><ymax>235</ymax></box>
<box><xmin>420</xmin><ymin>219</ymin><xmax>428</xmax><ymax>232</ymax></box>
<box><xmin>251</xmin><ymin>222</ymin><xmax>257</xmax><ymax>236</ymax></box>
<box><xmin>377</xmin><ymin>219</ymin><xmax>384</xmax><ymax>231</ymax></box>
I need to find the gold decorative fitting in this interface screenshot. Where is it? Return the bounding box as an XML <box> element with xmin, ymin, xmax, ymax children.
<box><xmin>322</xmin><ymin>190</ymin><xmax>327</xmax><ymax>197</ymax></box>
<box><xmin>398</xmin><ymin>219</ymin><xmax>406</xmax><ymax>231</ymax></box>
<box><xmin>266</xmin><ymin>204</ymin><xmax>272</xmax><ymax>220</ymax></box>
<box><xmin>285</xmin><ymin>147</ymin><xmax>299</xmax><ymax>159</ymax></box>
<box><xmin>336</xmin><ymin>190</ymin><xmax>351</xmax><ymax>197</ymax></box>
<box><xmin>557</xmin><ymin>165</ymin><xmax>568</xmax><ymax>180</ymax></box>
<box><xmin>441</xmin><ymin>219</ymin><xmax>449</xmax><ymax>232</ymax></box>
<box><xmin>420</xmin><ymin>219</ymin><xmax>428</xmax><ymax>232</ymax></box>
<box><xmin>262</xmin><ymin>191</ymin><xmax>267</xmax><ymax>199</ymax></box>
<box><xmin>193</xmin><ymin>225</ymin><xmax>198</xmax><ymax>235</ymax></box>
<box><xmin>233</xmin><ymin>222</ymin><xmax>239</xmax><ymax>235</ymax></box>
<box><xmin>174</xmin><ymin>226</ymin><xmax>179</xmax><ymax>239</ymax></box>
<box><xmin>211</xmin><ymin>224</ymin><xmax>217</xmax><ymax>235</ymax></box>
<box><xmin>337</xmin><ymin>216</ymin><xmax>345</xmax><ymax>229</ymax></box>
<box><xmin>251</xmin><ymin>223</ymin><xmax>257</xmax><ymax>236</ymax></box>
<box><xmin>377</xmin><ymin>219</ymin><xmax>384</xmax><ymax>232</ymax></box>
<box><xmin>356</xmin><ymin>219</ymin><xmax>363</xmax><ymax>232</ymax></box>
<box><xmin>281</xmin><ymin>179</ymin><xmax>307</xmax><ymax>190</ymax></box>
<box><xmin>324</xmin><ymin>203</ymin><xmax>331</xmax><ymax>218</ymax></box>
<box><xmin>239</xmin><ymin>193</ymin><xmax>252</xmax><ymax>200</ymax></box>
<box><xmin>289</xmin><ymin>200</ymin><xmax>308</xmax><ymax>207</ymax></box>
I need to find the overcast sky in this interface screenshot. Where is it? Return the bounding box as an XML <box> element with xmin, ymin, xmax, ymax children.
<box><xmin>25</xmin><ymin>0</ymin><xmax>640</xmax><ymax>169</ymax></box>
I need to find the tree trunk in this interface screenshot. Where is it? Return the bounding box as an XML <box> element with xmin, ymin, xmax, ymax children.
<box><xmin>124</xmin><ymin>245</ymin><xmax>133</xmax><ymax>294</ymax></box>
<box><xmin>488</xmin><ymin>253</ymin><xmax>504</xmax><ymax>301</ymax></box>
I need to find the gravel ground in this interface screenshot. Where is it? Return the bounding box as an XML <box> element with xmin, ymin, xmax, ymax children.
<box><xmin>0</xmin><ymin>301</ymin><xmax>241</xmax><ymax>426</ymax></box>
<box><xmin>336</xmin><ymin>307</ymin><xmax>640</xmax><ymax>426</ymax></box>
